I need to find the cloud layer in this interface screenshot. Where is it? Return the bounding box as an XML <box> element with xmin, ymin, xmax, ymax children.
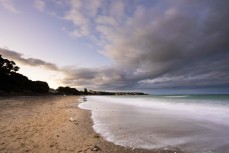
<box><xmin>1</xmin><ymin>0</ymin><xmax>229</xmax><ymax>91</ymax></box>
<box><xmin>0</xmin><ymin>0</ymin><xmax>19</xmax><ymax>13</ymax></box>
<box><xmin>0</xmin><ymin>48</ymin><xmax>58</xmax><ymax>71</ymax></box>
<box><xmin>60</xmin><ymin>0</ymin><xmax>229</xmax><ymax>90</ymax></box>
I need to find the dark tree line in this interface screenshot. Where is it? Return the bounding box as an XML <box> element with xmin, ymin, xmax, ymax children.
<box><xmin>0</xmin><ymin>55</ymin><xmax>89</xmax><ymax>96</ymax></box>
<box><xmin>0</xmin><ymin>55</ymin><xmax>49</xmax><ymax>94</ymax></box>
<box><xmin>56</xmin><ymin>86</ymin><xmax>81</xmax><ymax>95</ymax></box>
<box><xmin>1</xmin><ymin>55</ymin><xmax>146</xmax><ymax>96</ymax></box>
<box><xmin>53</xmin><ymin>87</ymin><xmax>89</xmax><ymax>95</ymax></box>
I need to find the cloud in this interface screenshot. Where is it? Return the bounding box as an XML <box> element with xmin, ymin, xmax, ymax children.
<box><xmin>59</xmin><ymin>0</ymin><xmax>229</xmax><ymax>90</ymax></box>
<box><xmin>64</xmin><ymin>0</ymin><xmax>102</xmax><ymax>37</ymax></box>
<box><xmin>61</xmin><ymin>67</ymin><xmax>130</xmax><ymax>89</ymax></box>
<box><xmin>0</xmin><ymin>0</ymin><xmax>19</xmax><ymax>13</ymax></box>
<box><xmin>0</xmin><ymin>48</ymin><xmax>124</xmax><ymax>89</ymax></box>
<box><xmin>0</xmin><ymin>48</ymin><xmax>58</xmax><ymax>71</ymax></box>
<box><xmin>96</xmin><ymin>16</ymin><xmax>117</xmax><ymax>26</ymax></box>
<box><xmin>2</xmin><ymin>0</ymin><xmax>229</xmax><ymax>91</ymax></box>
<box><xmin>34</xmin><ymin>0</ymin><xmax>45</xmax><ymax>12</ymax></box>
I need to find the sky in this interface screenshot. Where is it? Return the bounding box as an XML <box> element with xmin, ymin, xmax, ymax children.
<box><xmin>0</xmin><ymin>0</ymin><xmax>229</xmax><ymax>94</ymax></box>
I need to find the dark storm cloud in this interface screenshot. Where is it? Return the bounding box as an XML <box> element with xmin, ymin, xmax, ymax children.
<box><xmin>61</xmin><ymin>67</ymin><xmax>128</xmax><ymax>89</ymax></box>
<box><xmin>0</xmin><ymin>48</ymin><xmax>58</xmax><ymax>71</ymax></box>
<box><xmin>1</xmin><ymin>0</ymin><xmax>229</xmax><ymax>91</ymax></box>
<box><xmin>61</xmin><ymin>0</ymin><xmax>229</xmax><ymax>90</ymax></box>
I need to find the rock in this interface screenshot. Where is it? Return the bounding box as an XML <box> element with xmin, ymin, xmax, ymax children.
<box><xmin>93</xmin><ymin>134</ymin><xmax>100</xmax><ymax>138</ymax></box>
<box><xmin>49</xmin><ymin>144</ymin><xmax>54</xmax><ymax>148</ymax></box>
<box><xmin>69</xmin><ymin>117</ymin><xmax>74</xmax><ymax>122</ymax></box>
<box><xmin>91</xmin><ymin>145</ymin><xmax>101</xmax><ymax>151</ymax></box>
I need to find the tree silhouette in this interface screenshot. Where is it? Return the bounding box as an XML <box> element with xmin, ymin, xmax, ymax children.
<box><xmin>0</xmin><ymin>55</ymin><xmax>50</xmax><ymax>94</ymax></box>
<box><xmin>30</xmin><ymin>81</ymin><xmax>49</xmax><ymax>93</ymax></box>
<box><xmin>56</xmin><ymin>86</ymin><xmax>80</xmax><ymax>95</ymax></box>
<box><xmin>84</xmin><ymin>88</ymin><xmax>88</xmax><ymax>95</ymax></box>
<box><xmin>0</xmin><ymin>55</ymin><xmax>19</xmax><ymax>75</ymax></box>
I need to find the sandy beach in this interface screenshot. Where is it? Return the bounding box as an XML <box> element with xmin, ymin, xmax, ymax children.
<box><xmin>0</xmin><ymin>96</ymin><xmax>183</xmax><ymax>153</ymax></box>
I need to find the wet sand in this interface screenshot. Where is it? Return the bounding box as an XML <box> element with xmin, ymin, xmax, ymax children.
<box><xmin>0</xmin><ymin>96</ymin><xmax>183</xmax><ymax>153</ymax></box>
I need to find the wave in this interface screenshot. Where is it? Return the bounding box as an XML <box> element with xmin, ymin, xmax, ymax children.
<box><xmin>79</xmin><ymin>95</ymin><xmax>229</xmax><ymax>152</ymax></box>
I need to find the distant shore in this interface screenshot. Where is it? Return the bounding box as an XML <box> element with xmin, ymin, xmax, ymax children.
<box><xmin>0</xmin><ymin>96</ymin><xmax>183</xmax><ymax>153</ymax></box>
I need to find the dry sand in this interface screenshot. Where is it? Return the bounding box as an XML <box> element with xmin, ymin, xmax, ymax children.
<box><xmin>0</xmin><ymin>96</ymin><xmax>183</xmax><ymax>153</ymax></box>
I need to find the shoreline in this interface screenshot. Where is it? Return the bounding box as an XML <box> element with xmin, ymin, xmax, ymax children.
<box><xmin>0</xmin><ymin>96</ymin><xmax>184</xmax><ymax>153</ymax></box>
<box><xmin>78</xmin><ymin>97</ymin><xmax>184</xmax><ymax>153</ymax></box>
<box><xmin>73</xmin><ymin>96</ymin><xmax>158</xmax><ymax>153</ymax></box>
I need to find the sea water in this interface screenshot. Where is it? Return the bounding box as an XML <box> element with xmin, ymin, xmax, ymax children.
<box><xmin>78</xmin><ymin>95</ymin><xmax>229</xmax><ymax>153</ymax></box>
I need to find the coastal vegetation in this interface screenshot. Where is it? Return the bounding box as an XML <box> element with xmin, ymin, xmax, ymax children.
<box><xmin>0</xmin><ymin>55</ymin><xmax>146</xmax><ymax>96</ymax></box>
<box><xmin>0</xmin><ymin>55</ymin><xmax>49</xmax><ymax>95</ymax></box>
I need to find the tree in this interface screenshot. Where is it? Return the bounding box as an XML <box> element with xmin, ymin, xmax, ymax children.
<box><xmin>9</xmin><ymin>72</ymin><xmax>30</xmax><ymax>91</ymax></box>
<box><xmin>0</xmin><ymin>55</ymin><xmax>50</xmax><ymax>94</ymax></box>
<box><xmin>0</xmin><ymin>55</ymin><xmax>19</xmax><ymax>75</ymax></box>
<box><xmin>56</xmin><ymin>86</ymin><xmax>80</xmax><ymax>95</ymax></box>
<box><xmin>84</xmin><ymin>88</ymin><xmax>88</xmax><ymax>95</ymax></box>
<box><xmin>30</xmin><ymin>81</ymin><xmax>50</xmax><ymax>93</ymax></box>
<box><xmin>0</xmin><ymin>55</ymin><xmax>21</xmax><ymax>92</ymax></box>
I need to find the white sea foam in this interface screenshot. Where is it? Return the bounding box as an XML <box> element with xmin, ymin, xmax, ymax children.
<box><xmin>79</xmin><ymin>95</ymin><xmax>229</xmax><ymax>153</ymax></box>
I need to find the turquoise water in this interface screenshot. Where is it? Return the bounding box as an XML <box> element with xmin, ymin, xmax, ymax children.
<box><xmin>79</xmin><ymin>95</ymin><xmax>229</xmax><ymax>153</ymax></box>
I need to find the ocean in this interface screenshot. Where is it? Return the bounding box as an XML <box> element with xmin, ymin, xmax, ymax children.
<box><xmin>79</xmin><ymin>95</ymin><xmax>229</xmax><ymax>153</ymax></box>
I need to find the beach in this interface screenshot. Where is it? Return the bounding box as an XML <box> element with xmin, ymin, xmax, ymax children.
<box><xmin>0</xmin><ymin>96</ymin><xmax>182</xmax><ymax>153</ymax></box>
